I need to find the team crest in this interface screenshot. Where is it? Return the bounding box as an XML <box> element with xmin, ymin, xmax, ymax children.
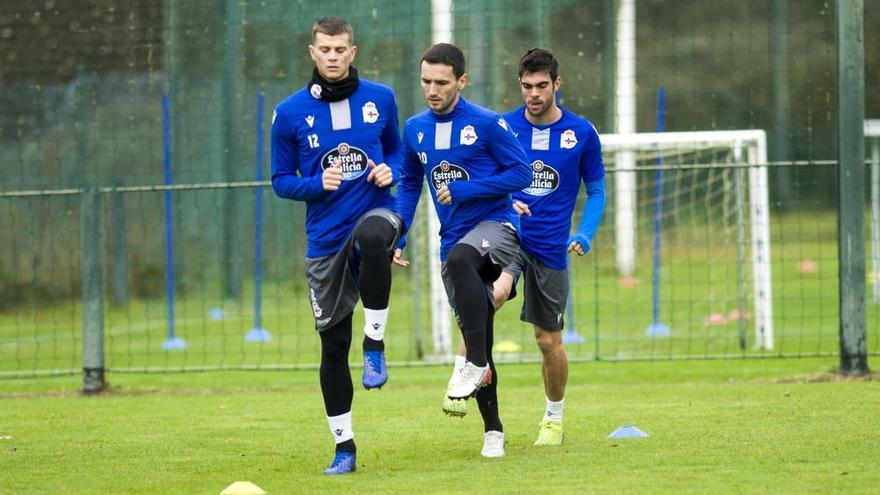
<box><xmin>417</xmin><ymin>131</ymin><xmax>424</xmax><ymax>144</ymax></box>
<box><xmin>560</xmin><ymin>129</ymin><xmax>578</xmax><ymax>149</ymax></box>
<box><xmin>310</xmin><ymin>84</ymin><xmax>322</xmax><ymax>99</ymax></box>
<box><xmin>362</xmin><ymin>102</ymin><xmax>379</xmax><ymax>124</ymax></box>
<box><xmin>460</xmin><ymin>125</ymin><xmax>478</xmax><ymax>145</ymax></box>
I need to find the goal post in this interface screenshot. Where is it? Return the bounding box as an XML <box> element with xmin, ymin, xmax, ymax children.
<box><xmin>420</xmin><ymin>129</ymin><xmax>774</xmax><ymax>359</ymax></box>
<box><xmin>865</xmin><ymin>119</ymin><xmax>880</xmax><ymax>304</ymax></box>
<box><xmin>600</xmin><ymin>129</ymin><xmax>773</xmax><ymax>350</ymax></box>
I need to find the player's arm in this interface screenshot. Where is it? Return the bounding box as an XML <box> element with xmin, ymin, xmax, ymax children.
<box><xmin>368</xmin><ymin>94</ymin><xmax>404</xmax><ymax>188</ymax></box>
<box><xmin>270</xmin><ymin>108</ymin><xmax>326</xmax><ymax>201</ymax></box>
<box><xmin>446</xmin><ymin>118</ymin><xmax>531</xmax><ymax>202</ymax></box>
<box><xmin>568</xmin><ymin>179</ymin><xmax>606</xmax><ymax>255</ymax></box>
<box><xmin>394</xmin><ymin>132</ymin><xmax>424</xmax><ymax>253</ymax></box>
<box><xmin>568</xmin><ymin>131</ymin><xmax>607</xmax><ymax>255</ymax></box>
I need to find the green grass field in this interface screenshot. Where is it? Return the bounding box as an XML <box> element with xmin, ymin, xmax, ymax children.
<box><xmin>2</xmin><ymin>357</ymin><xmax>878</xmax><ymax>494</ymax></box>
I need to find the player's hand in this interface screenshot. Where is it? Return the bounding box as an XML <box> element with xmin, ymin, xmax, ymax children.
<box><xmin>437</xmin><ymin>186</ymin><xmax>452</xmax><ymax>205</ymax></box>
<box><xmin>513</xmin><ymin>200</ymin><xmax>531</xmax><ymax>217</ymax></box>
<box><xmin>322</xmin><ymin>158</ymin><xmax>343</xmax><ymax>191</ymax></box>
<box><xmin>568</xmin><ymin>241</ymin><xmax>586</xmax><ymax>256</ymax></box>
<box><xmin>366</xmin><ymin>159</ymin><xmax>393</xmax><ymax>188</ymax></box>
<box><xmin>392</xmin><ymin>248</ymin><xmax>410</xmax><ymax>267</ymax></box>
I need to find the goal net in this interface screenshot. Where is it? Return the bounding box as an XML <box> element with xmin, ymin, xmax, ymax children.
<box><xmin>598</xmin><ymin>130</ymin><xmax>772</xmax><ymax>351</ymax></box>
<box><xmin>422</xmin><ymin>129</ymin><xmax>773</xmax><ymax>360</ymax></box>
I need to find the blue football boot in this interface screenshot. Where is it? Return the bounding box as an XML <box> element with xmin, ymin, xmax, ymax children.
<box><xmin>324</xmin><ymin>451</ymin><xmax>356</xmax><ymax>475</ymax></box>
<box><xmin>362</xmin><ymin>350</ymin><xmax>388</xmax><ymax>389</ymax></box>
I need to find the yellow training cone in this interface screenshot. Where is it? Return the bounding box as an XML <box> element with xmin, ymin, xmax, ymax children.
<box><xmin>494</xmin><ymin>339</ymin><xmax>521</xmax><ymax>353</ymax></box>
<box><xmin>221</xmin><ymin>481</ymin><xmax>265</xmax><ymax>495</ymax></box>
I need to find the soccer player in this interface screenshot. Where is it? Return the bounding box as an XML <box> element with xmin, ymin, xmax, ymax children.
<box><xmin>270</xmin><ymin>17</ymin><xmax>404</xmax><ymax>475</ymax></box>
<box><xmin>441</xmin><ymin>49</ymin><xmax>607</xmax><ymax>448</ymax></box>
<box><xmin>395</xmin><ymin>43</ymin><xmax>532</xmax><ymax>458</ymax></box>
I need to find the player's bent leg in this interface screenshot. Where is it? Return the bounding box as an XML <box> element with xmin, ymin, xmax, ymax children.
<box><xmin>493</xmin><ymin>272</ymin><xmax>514</xmax><ymax>311</ymax></box>
<box><xmin>533</xmin><ymin>326</ymin><xmax>567</xmax><ymax>446</ymax></box>
<box><xmin>353</xmin><ymin>215</ymin><xmax>397</xmax><ymax>389</ymax></box>
<box><xmin>445</xmin><ymin>244</ymin><xmax>492</xmax><ymax>399</ymax></box>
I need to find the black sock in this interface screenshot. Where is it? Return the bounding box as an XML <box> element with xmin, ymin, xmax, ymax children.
<box><xmin>476</xmin><ymin>299</ymin><xmax>502</xmax><ymax>432</ymax></box>
<box><xmin>363</xmin><ymin>335</ymin><xmax>384</xmax><ymax>352</ymax></box>
<box><xmin>462</xmin><ymin>327</ymin><xmax>487</xmax><ymax>366</ymax></box>
<box><xmin>336</xmin><ymin>439</ymin><xmax>357</xmax><ymax>454</ymax></box>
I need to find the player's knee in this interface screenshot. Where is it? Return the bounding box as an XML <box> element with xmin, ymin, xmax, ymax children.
<box><xmin>493</xmin><ymin>285</ymin><xmax>510</xmax><ymax>309</ymax></box>
<box><xmin>446</xmin><ymin>244</ymin><xmax>482</xmax><ymax>279</ymax></box>
<box><xmin>320</xmin><ymin>318</ymin><xmax>352</xmax><ymax>361</ymax></box>
<box><xmin>355</xmin><ymin>218</ymin><xmax>393</xmax><ymax>255</ymax></box>
<box><xmin>535</xmin><ymin>330</ymin><xmax>562</xmax><ymax>355</ymax></box>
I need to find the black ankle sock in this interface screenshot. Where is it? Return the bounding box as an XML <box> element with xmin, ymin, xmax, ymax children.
<box><xmin>363</xmin><ymin>336</ymin><xmax>384</xmax><ymax>352</ymax></box>
<box><xmin>336</xmin><ymin>439</ymin><xmax>356</xmax><ymax>453</ymax></box>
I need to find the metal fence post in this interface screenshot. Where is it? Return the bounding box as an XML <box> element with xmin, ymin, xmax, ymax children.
<box><xmin>81</xmin><ymin>190</ymin><xmax>105</xmax><ymax>392</ymax></box>
<box><xmin>836</xmin><ymin>0</ymin><xmax>869</xmax><ymax>375</ymax></box>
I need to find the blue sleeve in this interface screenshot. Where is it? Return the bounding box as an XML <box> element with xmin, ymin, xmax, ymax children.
<box><xmin>568</xmin><ymin>178</ymin><xmax>606</xmax><ymax>252</ymax></box>
<box><xmin>448</xmin><ymin>119</ymin><xmax>531</xmax><ymax>202</ymax></box>
<box><xmin>395</xmin><ymin>132</ymin><xmax>424</xmax><ymax>248</ymax></box>
<box><xmin>270</xmin><ymin>109</ymin><xmax>325</xmax><ymax>201</ymax></box>
<box><xmin>381</xmin><ymin>95</ymin><xmax>405</xmax><ymax>187</ymax></box>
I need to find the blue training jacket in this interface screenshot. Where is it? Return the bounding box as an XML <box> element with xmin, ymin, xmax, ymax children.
<box><xmin>271</xmin><ymin>79</ymin><xmax>403</xmax><ymax>258</ymax></box>
<box><xmin>504</xmin><ymin>106</ymin><xmax>606</xmax><ymax>269</ymax></box>
<box><xmin>397</xmin><ymin>97</ymin><xmax>532</xmax><ymax>261</ymax></box>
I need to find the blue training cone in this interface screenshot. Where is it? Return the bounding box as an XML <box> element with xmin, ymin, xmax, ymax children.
<box><xmin>245</xmin><ymin>327</ymin><xmax>272</xmax><ymax>342</ymax></box>
<box><xmin>162</xmin><ymin>336</ymin><xmax>187</xmax><ymax>350</ymax></box>
<box><xmin>608</xmin><ymin>425</ymin><xmax>650</xmax><ymax>439</ymax></box>
<box><xmin>645</xmin><ymin>322</ymin><xmax>671</xmax><ymax>337</ymax></box>
<box><xmin>562</xmin><ymin>329</ymin><xmax>586</xmax><ymax>344</ymax></box>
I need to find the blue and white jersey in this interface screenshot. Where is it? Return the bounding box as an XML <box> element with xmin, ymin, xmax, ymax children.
<box><xmin>397</xmin><ymin>97</ymin><xmax>531</xmax><ymax>261</ymax></box>
<box><xmin>271</xmin><ymin>79</ymin><xmax>403</xmax><ymax>258</ymax></box>
<box><xmin>504</xmin><ymin>106</ymin><xmax>606</xmax><ymax>269</ymax></box>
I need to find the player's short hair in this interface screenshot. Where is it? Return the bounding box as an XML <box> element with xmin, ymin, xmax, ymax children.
<box><xmin>312</xmin><ymin>17</ymin><xmax>354</xmax><ymax>44</ymax></box>
<box><xmin>518</xmin><ymin>48</ymin><xmax>559</xmax><ymax>81</ymax></box>
<box><xmin>421</xmin><ymin>43</ymin><xmax>466</xmax><ymax>79</ymax></box>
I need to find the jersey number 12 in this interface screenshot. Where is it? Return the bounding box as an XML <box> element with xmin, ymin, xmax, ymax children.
<box><xmin>308</xmin><ymin>134</ymin><xmax>320</xmax><ymax>149</ymax></box>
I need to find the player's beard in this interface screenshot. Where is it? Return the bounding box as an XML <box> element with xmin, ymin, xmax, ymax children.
<box><xmin>429</xmin><ymin>92</ymin><xmax>458</xmax><ymax>115</ymax></box>
<box><xmin>527</xmin><ymin>96</ymin><xmax>554</xmax><ymax>118</ymax></box>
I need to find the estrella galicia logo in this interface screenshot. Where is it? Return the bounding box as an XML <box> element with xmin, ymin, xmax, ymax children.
<box><xmin>430</xmin><ymin>160</ymin><xmax>469</xmax><ymax>190</ymax></box>
<box><xmin>522</xmin><ymin>160</ymin><xmax>560</xmax><ymax>196</ymax></box>
<box><xmin>321</xmin><ymin>142</ymin><xmax>368</xmax><ymax>181</ymax></box>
